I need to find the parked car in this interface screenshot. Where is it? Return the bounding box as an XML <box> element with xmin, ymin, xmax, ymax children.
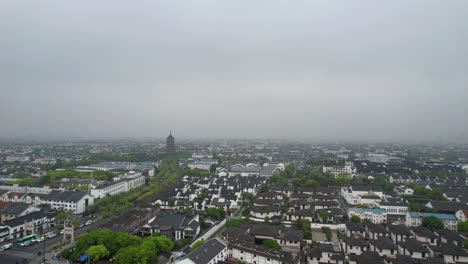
<box><xmin>85</xmin><ymin>220</ymin><xmax>93</xmax><ymax>226</ymax></box>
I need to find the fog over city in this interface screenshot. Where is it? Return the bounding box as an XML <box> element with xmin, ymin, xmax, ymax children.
<box><xmin>1</xmin><ymin>0</ymin><xmax>468</xmax><ymax>142</ymax></box>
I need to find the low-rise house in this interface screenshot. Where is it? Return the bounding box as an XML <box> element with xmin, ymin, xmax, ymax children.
<box><xmin>253</xmin><ymin>198</ymin><xmax>282</xmax><ymax>207</ymax></box>
<box><xmin>431</xmin><ymin>244</ymin><xmax>468</xmax><ymax>264</ymax></box>
<box><xmin>250</xmin><ymin>206</ymin><xmax>282</xmax><ymax>220</ymax></box>
<box><xmin>455</xmin><ymin>209</ymin><xmax>468</xmax><ymax>222</ymax></box>
<box><xmin>0</xmin><ymin>226</ymin><xmax>9</xmax><ymax>243</ymax></box>
<box><xmin>410</xmin><ymin>226</ymin><xmax>438</xmax><ymax>246</ymax></box>
<box><xmin>257</xmin><ymin>192</ymin><xmax>283</xmax><ymax>200</ymax></box>
<box><xmin>366</xmin><ymin>223</ymin><xmax>388</xmax><ymax>240</ymax></box>
<box><xmin>342</xmin><ymin>235</ymin><xmax>370</xmax><ymax>255</ymax></box>
<box><xmin>228</xmin><ymin>238</ymin><xmax>300</xmax><ymax>264</ymax></box>
<box><xmin>346</xmin><ymin>222</ymin><xmax>366</xmax><ymax>237</ymax></box>
<box><xmin>0</xmin><ymin>202</ymin><xmax>40</xmax><ymax>223</ymax></box>
<box><xmin>288</xmin><ymin>200</ymin><xmax>310</xmax><ymax>212</ymax></box>
<box><xmin>388</xmin><ymin>225</ymin><xmax>413</xmax><ymax>243</ymax></box>
<box><xmin>305</xmin><ymin>243</ymin><xmax>343</xmax><ymax>264</ymax></box>
<box><xmin>176</xmin><ymin>237</ymin><xmax>227</xmax><ymax>264</ymax></box>
<box><xmin>142</xmin><ymin>213</ymin><xmax>200</xmax><ymax>241</ymax></box>
<box><xmin>275</xmin><ymin>228</ymin><xmax>303</xmax><ymax>252</ymax></box>
<box><xmin>313</xmin><ymin>201</ymin><xmax>339</xmax><ymax>210</ymax></box>
<box><xmin>397</xmin><ymin>238</ymin><xmax>431</xmax><ymax>259</ymax></box>
<box><xmin>286</xmin><ymin>209</ymin><xmax>314</xmax><ymax>222</ymax></box>
<box><xmin>1</xmin><ymin>211</ymin><xmax>56</xmax><ymax>240</ymax></box>
<box><xmin>370</xmin><ymin>236</ymin><xmax>397</xmax><ymax>258</ymax></box>
<box><xmin>434</xmin><ymin>229</ymin><xmax>466</xmax><ymax>247</ymax></box>
<box><xmin>348</xmin><ymin>251</ymin><xmax>385</xmax><ymax>264</ymax></box>
<box><xmin>425</xmin><ymin>201</ymin><xmax>468</xmax><ymax>215</ymax></box>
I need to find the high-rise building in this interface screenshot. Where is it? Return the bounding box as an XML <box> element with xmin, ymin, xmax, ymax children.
<box><xmin>166</xmin><ymin>131</ymin><xmax>175</xmax><ymax>153</ymax></box>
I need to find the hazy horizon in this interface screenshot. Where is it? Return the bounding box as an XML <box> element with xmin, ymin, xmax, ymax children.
<box><xmin>2</xmin><ymin>1</ymin><xmax>468</xmax><ymax>143</ymax></box>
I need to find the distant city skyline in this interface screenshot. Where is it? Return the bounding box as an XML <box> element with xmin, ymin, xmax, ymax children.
<box><xmin>1</xmin><ymin>1</ymin><xmax>468</xmax><ymax>143</ymax></box>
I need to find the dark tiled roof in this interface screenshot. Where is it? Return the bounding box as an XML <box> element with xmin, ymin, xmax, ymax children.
<box><xmin>3</xmin><ymin>211</ymin><xmax>55</xmax><ymax>228</ymax></box>
<box><xmin>398</xmin><ymin>239</ymin><xmax>430</xmax><ymax>253</ymax></box>
<box><xmin>388</xmin><ymin>224</ymin><xmax>412</xmax><ymax>236</ymax></box>
<box><xmin>1</xmin><ymin>202</ymin><xmax>31</xmax><ymax>215</ymax></box>
<box><xmin>228</xmin><ymin>238</ymin><xmax>297</xmax><ymax>264</ymax></box>
<box><xmin>366</xmin><ymin>223</ymin><xmax>388</xmax><ymax>234</ymax></box>
<box><xmin>184</xmin><ymin>237</ymin><xmax>226</xmax><ymax>264</ymax></box>
<box><xmin>46</xmin><ymin>190</ymin><xmax>88</xmax><ymax>202</ymax></box>
<box><xmin>370</xmin><ymin>236</ymin><xmax>397</xmax><ymax>250</ymax></box>
<box><xmin>410</xmin><ymin>226</ymin><xmax>438</xmax><ymax>239</ymax></box>
<box><xmin>348</xmin><ymin>251</ymin><xmax>385</xmax><ymax>264</ymax></box>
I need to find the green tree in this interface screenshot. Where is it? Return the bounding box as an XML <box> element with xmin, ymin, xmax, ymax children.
<box><xmin>322</xmin><ymin>227</ymin><xmax>332</xmax><ymax>241</ymax></box>
<box><xmin>259</xmin><ymin>184</ymin><xmax>269</xmax><ymax>193</ymax></box>
<box><xmin>190</xmin><ymin>240</ymin><xmax>204</xmax><ymax>252</ymax></box>
<box><xmin>409</xmin><ymin>203</ymin><xmax>422</xmax><ymax>212</ymax></box>
<box><xmin>114</xmin><ymin>246</ymin><xmax>140</xmax><ymax>264</ymax></box>
<box><xmin>242</xmin><ymin>207</ymin><xmax>250</xmax><ymax>217</ymax></box>
<box><xmin>210</xmin><ymin>164</ymin><xmax>217</xmax><ymax>173</ymax></box>
<box><xmin>262</xmin><ymin>239</ymin><xmax>281</xmax><ymax>250</ymax></box>
<box><xmin>319</xmin><ymin>211</ymin><xmax>329</xmax><ymax>223</ymax></box>
<box><xmin>206</xmin><ymin>208</ymin><xmax>225</xmax><ymax>220</ymax></box>
<box><xmin>226</xmin><ymin>218</ymin><xmax>253</xmax><ymax>228</ymax></box>
<box><xmin>86</xmin><ymin>245</ymin><xmax>110</xmax><ymax>261</ymax></box>
<box><xmin>350</xmin><ymin>215</ymin><xmax>361</xmax><ymax>223</ymax></box>
<box><xmin>464</xmin><ymin>240</ymin><xmax>468</xmax><ymax>249</ymax></box>
<box><xmin>305</xmin><ymin>179</ymin><xmax>318</xmax><ymax>188</ymax></box>
<box><xmin>295</xmin><ymin>219</ymin><xmax>312</xmax><ymax>239</ymax></box>
<box><xmin>458</xmin><ymin>221</ymin><xmax>468</xmax><ymax>232</ymax></box>
<box><xmin>422</xmin><ymin>216</ymin><xmax>444</xmax><ymax>230</ymax></box>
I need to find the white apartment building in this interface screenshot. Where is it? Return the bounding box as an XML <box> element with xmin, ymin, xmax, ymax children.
<box><xmin>341</xmin><ymin>185</ymin><xmax>384</xmax><ymax>207</ymax></box>
<box><xmin>378</xmin><ymin>202</ymin><xmax>408</xmax><ymax>216</ymax></box>
<box><xmin>43</xmin><ymin>190</ymin><xmax>94</xmax><ymax>214</ymax></box>
<box><xmin>322</xmin><ymin>162</ymin><xmax>355</xmax><ymax>177</ymax></box>
<box><xmin>406</xmin><ymin>212</ymin><xmax>458</xmax><ymax>231</ymax></box>
<box><xmin>188</xmin><ymin>159</ymin><xmax>218</xmax><ymax>171</ymax></box>
<box><xmin>5</xmin><ymin>156</ymin><xmax>30</xmax><ymax>163</ymax></box>
<box><xmin>90</xmin><ymin>173</ymin><xmax>145</xmax><ymax>198</ymax></box>
<box><xmin>348</xmin><ymin>208</ymin><xmax>387</xmax><ymax>224</ymax></box>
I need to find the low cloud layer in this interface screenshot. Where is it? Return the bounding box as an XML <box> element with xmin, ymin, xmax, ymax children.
<box><xmin>1</xmin><ymin>1</ymin><xmax>468</xmax><ymax>142</ymax></box>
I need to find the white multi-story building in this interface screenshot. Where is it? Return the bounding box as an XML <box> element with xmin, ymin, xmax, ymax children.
<box><xmin>378</xmin><ymin>202</ymin><xmax>408</xmax><ymax>216</ymax></box>
<box><xmin>5</xmin><ymin>156</ymin><xmax>30</xmax><ymax>163</ymax></box>
<box><xmin>187</xmin><ymin>159</ymin><xmax>218</xmax><ymax>171</ymax></box>
<box><xmin>43</xmin><ymin>190</ymin><xmax>94</xmax><ymax>214</ymax></box>
<box><xmin>348</xmin><ymin>208</ymin><xmax>387</xmax><ymax>224</ymax></box>
<box><xmin>405</xmin><ymin>212</ymin><xmax>458</xmax><ymax>231</ymax></box>
<box><xmin>90</xmin><ymin>173</ymin><xmax>145</xmax><ymax>198</ymax></box>
<box><xmin>322</xmin><ymin>162</ymin><xmax>355</xmax><ymax>177</ymax></box>
<box><xmin>341</xmin><ymin>185</ymin><xmax>383</xmax><ymax>207</ymax></box>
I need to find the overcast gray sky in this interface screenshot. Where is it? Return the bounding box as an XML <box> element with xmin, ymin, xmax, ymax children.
<box><xmin>1</xmin><ymin>0</ymin><xmax>468</xmax><ymax>142</ymax></box>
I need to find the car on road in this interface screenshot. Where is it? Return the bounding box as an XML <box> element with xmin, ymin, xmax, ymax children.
<box><xmin>80</xmin><ymin>223</ymin><xmax>85</xmax><ymax>228</ymax></box>
<box><xmin>59</xmin><ymin>229</ymin><xmax>64</xmax><ymax>234</ymax></box>
<box><xmin>85</xmin><ymin>220</ymin><xmax>93</xmax><ymax>226</ymax></box>
<box><xmin>46</xmin><ymin>232</ymin><xmax>57</xmax><ymax>238</ymax></box>
<box><xmin>33</xmin><ymin>237</ymin><xmax>45</xmax><ymax>243</ymax></box>
<box><xmin>0</xmin><ymin>243</ymin><xmax>13</xmax><ymax>251</ymax></box>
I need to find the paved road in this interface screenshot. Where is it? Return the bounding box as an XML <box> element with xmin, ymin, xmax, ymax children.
<box><xmin>0</xmin><ymin>219</ymin><xmax>105</xmax><ymax>264</ymax></box>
